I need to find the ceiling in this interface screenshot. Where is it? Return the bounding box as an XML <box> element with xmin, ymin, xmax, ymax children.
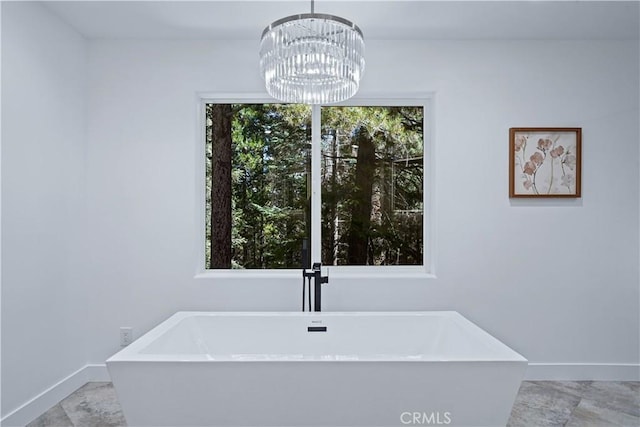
<box><xmin>43</xmin><ymin>1</ymin><xmax>640</xmax><ymax>41</ymax></box>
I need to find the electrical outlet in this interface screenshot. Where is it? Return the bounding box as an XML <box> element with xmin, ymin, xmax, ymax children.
<box><xmin>120</xmin><ymin>327</ymin><xmax>133</xmax><ymax>347</ymax></box>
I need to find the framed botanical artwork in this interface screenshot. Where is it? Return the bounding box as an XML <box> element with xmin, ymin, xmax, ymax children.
<box><xmin>509</xmin><ymin>127</ymin><xmax>581</xmax><ymax>198</ymax></box>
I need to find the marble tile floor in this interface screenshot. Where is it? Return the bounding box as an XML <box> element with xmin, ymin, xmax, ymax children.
<box><xmin>27</xmin><ymin>381</ymin><xmax>639</xmax><ymax>427</ymax></box>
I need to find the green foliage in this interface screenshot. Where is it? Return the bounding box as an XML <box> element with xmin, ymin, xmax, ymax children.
<box><xmin>206</xmin><ymin>104</ymin><xmax>424</xmax><ymax>269</ymax></box>
<box><xmin>320</xmin><ymin>106</ymin><xmax>424</xmax><ymax>265</ymax></box>
<box><xmin>207</xmin><ymin>104</ymin><xmax>311</xmax><ymax>269</ymax></box>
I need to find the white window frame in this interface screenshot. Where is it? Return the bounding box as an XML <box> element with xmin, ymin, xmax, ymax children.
<box><xmin>195</xmin><ymin>93</ymin><xmax>436</xmax><ymax>280</ymax></box>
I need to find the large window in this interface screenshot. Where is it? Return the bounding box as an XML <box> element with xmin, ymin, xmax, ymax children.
<box><xmin>204</xmin><ymin>101</ymin><xmax>427</xmax><ymax>272</ymax></box>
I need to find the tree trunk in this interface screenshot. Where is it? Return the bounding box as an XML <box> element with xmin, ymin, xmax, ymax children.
<box><xmin>210</xmin><ymin>104</ymin><xmax>233</xmax><ymax>268</ymax></box>
<box><xmin>347</xmin><ymin>127</ymin><xmax>375</xmax><ymax>265</ymax></box>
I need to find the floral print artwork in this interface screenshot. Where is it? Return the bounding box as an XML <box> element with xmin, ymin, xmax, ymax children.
<box><xmin>510</xmin><ymin>129</ymin><xmax>581</xmax><ymax>197</ymax></box>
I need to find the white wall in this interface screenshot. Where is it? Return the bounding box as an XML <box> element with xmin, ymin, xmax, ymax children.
<box><xmin>86</xmin><ymin>39</ymin><xmax>639</xmax><ymax>372</ymax></box>
<box><xmin>1</xmin><ymin>1</ymin><xmax>88</xmax><ymax>418</ymax></box>
<box><xmin>0</xmin><ymin>3</ymin><xmax>637</xmax><ymax>422</ymax></box>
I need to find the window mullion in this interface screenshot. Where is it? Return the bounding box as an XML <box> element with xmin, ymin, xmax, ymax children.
<box><xmin>311</xmin><ymin>105</ymin><xmax>322</xmax><ymax>264</ymax></box>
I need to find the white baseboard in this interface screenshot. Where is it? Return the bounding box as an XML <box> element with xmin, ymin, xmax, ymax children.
<box><xmin>1</xmin><ymin>362</ymin><xmax>638</xmax><ymax>426</ymax></box>
<box><xmin>83</xmin><ymin>364</ymin><xmax>111</xmax><ymax>382</ymax></box>
<box><xmin>0</xmin><ymin>365</ymin><xmax>111</xmax><ymax>427</ymax></box>
<box><xmin>525</xmin><ymin>363</ymin><xmax>640</xmax><ymax>381</ymax></box>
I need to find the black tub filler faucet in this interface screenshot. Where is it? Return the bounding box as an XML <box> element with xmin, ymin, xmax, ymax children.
<box><xmin>301</xmin><ymin>240</ymin><xmax>329</xmax><ymax>312</ymax></box>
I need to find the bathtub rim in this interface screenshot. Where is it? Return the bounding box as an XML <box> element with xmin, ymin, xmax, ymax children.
<box><xmin>106</xmin><ymin>311</ymin><xmax>528</xmax><ymax>364</ymax></box>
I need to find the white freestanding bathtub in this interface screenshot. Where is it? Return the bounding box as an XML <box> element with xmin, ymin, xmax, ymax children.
<box><xmin>106</xmin><ymin>312</ymin><xmax>527</xmax><ymax>427</ymax></box>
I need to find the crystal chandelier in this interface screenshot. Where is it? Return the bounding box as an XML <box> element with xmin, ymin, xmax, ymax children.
<box><xmin>259</xmin><ymin>0</ymin><xmax>365</xmax><ymax>104</ymax></box>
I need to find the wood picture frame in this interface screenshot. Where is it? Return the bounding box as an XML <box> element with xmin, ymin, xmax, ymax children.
<box><xmin>509</xmin><ymin>127</ymin><xmax>582</xmax><ymax>198</ymax></box>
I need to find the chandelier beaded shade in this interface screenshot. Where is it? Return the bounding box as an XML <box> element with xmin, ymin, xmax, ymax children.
<box><xmin>259</xmin><ymin>1</ymin><xmax>365</xmax><ymax>104</ymax></box>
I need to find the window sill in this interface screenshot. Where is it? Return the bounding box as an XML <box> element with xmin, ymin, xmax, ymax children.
<box><xmin>194</xmin><ymin>269</ymin><xmax>302</xmax><ymax>280</ymax></box>
<box><xmin>194</xmin><ymin>267</ymin><xmax>436</xmax><ymax>281</ymax></box>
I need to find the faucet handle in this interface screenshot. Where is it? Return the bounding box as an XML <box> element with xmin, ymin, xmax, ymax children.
<box><xmin>312</xmin><ymin>262</ymin><xmax>329</xmax><ymax>284</ymax></box>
